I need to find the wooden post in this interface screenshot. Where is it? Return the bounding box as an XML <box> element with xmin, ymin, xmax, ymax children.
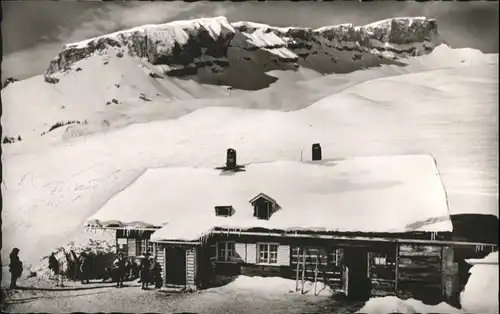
<box><xmin>301</xmin><ymin>249</ymin><xmax>306</xmax><ymax>294</ymax></box>
<box><xmin>163</xmin><ymin>246</ymin><xmax>167</xmax><ymax>287</ymax></box>
<box><xmin>395</xmin><ymin>244</ymin><xmax>399</xmax><ymax>297</ymax></box>
<box><xmin>295</xmin><ymin>247</ymin><xmax>300</xmax><ymax>292</ymax></box>
<box><xmin>442</xmin><ymin>246</ymin><xmax>459</xmax><ymax>305</ymax></box>
<box><xmin>314</xmin><ymin>255</ymin><xmax>319</xmax><ymax>296</ymax></box>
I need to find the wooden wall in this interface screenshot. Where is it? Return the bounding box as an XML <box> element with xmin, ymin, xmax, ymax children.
<box><xmin>152</xmin><ymin>232</ymin><xmax>465</xmax><ymax>301</ymax></box>
<box><xmin>290</xmin><ymin>246</ymin><xmax>342</xmax><ymax>291</ymax></box>
<box><xmin>396</xmin><ymin>244</ymin><xmax>443</xmax><ymax>302</ymax></box>
<box><xmin>186</xmin><ymin>247</ymin><xmax>197</xmax><ymax>288</ymax></box>
<box><xmin>367</xmin><ymin>247</ymin><xmax>396</xmax><ymax>297</ymax></box>
<box><xmin>155</xmin><ymin>244</ymin><xmax>165</xmax><ymax>285</ymax></box>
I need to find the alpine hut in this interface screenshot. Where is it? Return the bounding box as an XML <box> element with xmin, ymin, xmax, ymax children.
<box><xmin>85</xmin><ymin>149</ymin><xmax>497</xmax><ymax>303</ymax></box>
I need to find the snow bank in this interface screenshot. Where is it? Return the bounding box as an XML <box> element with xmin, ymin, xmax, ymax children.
<box><xmin>460</xmin><ymin>251</ymin><xmax>499</xmax><ymax>314</ymax></box>
<box><xmin>30</xmin><ymin>239</ymin><xmax>116</xmax><ymax>282</ymax></box>
<box><xmin>217</xmin><ymin>275</ymin><xmax>333</xmax><ymax>297</ymax></box>
<box><xmin>358</xmin><ymin>296</ymin><xmax>463</xmax><ymax>314</ymax></box>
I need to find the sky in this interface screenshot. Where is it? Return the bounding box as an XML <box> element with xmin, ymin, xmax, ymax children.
<box><xmin>2</xmin><ymin>1</ymin><xmax>499</xmax><ymax>80</ymax></box>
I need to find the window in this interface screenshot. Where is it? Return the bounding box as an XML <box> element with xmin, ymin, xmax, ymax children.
<box><xmin>139</xmin><ymin>239</ymin><xmax>154</xmax><ymax>255</ymax></box>
<box><xmin>215</xmin><ymin>206</ymin><xmax>233</xmax><ymax>217</ymax></box>
<box><xmin>331</xmin><ymin>249</ymin><xmax>341</xmax><ymax>267</ymax></box>
<box><xmin>217</xmin><ymin>242</ymin><xmax>235</xmax><ymax>262</ymax></box>
<box><xmin>250</xmin><ymin>193</ymin><xmax>281</xmax><ymax>220</ymax></box>
<box><xmin>258</xmin><ymin>243</ymin><xmax>278</xmax><ymax>264</ymax></box>
<box><xmin>371</xmin><ymin>253</ymin><xmax>394</xmax><ymax>266</ymax></box>
<box><xmin>254</xmin><ymin>201</ymin><xmax>271</xmax><ymax>220</ymax></box>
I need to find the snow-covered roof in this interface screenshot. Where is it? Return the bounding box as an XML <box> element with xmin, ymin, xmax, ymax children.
<box><xmin>86</xmin><ymin>154</ymin><xmax>452</xmax><ymax>241</ymax></box>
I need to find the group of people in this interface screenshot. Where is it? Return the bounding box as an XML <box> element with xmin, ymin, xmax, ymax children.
<box><xmin>48</xmin><ymin>251</ymin><xmax>91</xmax><ymax>286</ymax></box>
<box><xmin>8</xmin><ymin>247</ymin><xmax>162</xmax><ymax>291</ymax></box>
<box><xmin>112</xmin><ymin>251</ymin><xmax>162</xmax><ymax>290</ymax></box>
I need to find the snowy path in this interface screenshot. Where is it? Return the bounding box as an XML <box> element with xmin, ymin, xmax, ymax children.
<box><xmin>2</xmin><ymin>278</ymin><xmax>363</xmax><ymax>313</ymax></box>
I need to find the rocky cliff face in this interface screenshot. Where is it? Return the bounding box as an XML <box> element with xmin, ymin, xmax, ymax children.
<box><xmin>46</xmin><ymin>16</ymin><xmax>442</xmax><ymax>78</ymax></box>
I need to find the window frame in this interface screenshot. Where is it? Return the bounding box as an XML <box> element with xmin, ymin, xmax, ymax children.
<box><xmin>257</xmin><ymin>242</ymin><xmax>279</xmax><ymax>265</ymax></box>
<box><xmin>331</xmin><ymin>248</ymin><xmax>342</xmax><ymax>267</ymax></box>
<box><xmin>216</xmin><ymin>241</ymin><xmax>236</xmax><ymax>262</ymax></box>
<box><xmin>215</xmin><ymin>206</ymin><xmax>233</xmax><ymax>217</ymax></box>
<box><xmin>371</xmin><ymin>252</ymin><xmax>395</xmax><ymax>266</ymax></box>
<box><xmin>138</xmin><ymin>239</ymin><xmax>154</xmax><ymax>256</ymax></box>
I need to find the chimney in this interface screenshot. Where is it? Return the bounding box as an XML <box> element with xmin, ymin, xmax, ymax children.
<box><xmin>312</xmin><ymin>143</ymin><xmax>322</xmax><ymax>161</ymax></box>
<box><xmin>226</xmin><ymin>148</ymin><xmax>237</xmax><ymax>168</ymax></box>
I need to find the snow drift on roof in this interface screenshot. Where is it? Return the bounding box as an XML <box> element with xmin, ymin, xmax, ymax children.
<box><xmin>86</xmin><ymin>154</ymin><xmax>451</xmax><ymax>241</ymax></box>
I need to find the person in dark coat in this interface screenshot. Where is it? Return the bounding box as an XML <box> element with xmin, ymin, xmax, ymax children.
<box><xmin>152</xmin><ymin>262</ymin><xmax>162</xmax><ymax>289</ymax></box>
<box><xmin>79</xmin><ymin>252</ymin><xmax>90</xmax><ymax>284</ymax></box>
<box><xmin>48</xmin><ymin>252</ymin><xmax>63</xmax><ymax>286</ymax></box>
<box><xmin>113</xmin><ymin>253</ymin><xmax>126</xmax><ymax>288</ymax></box>
<box><xmin>140</xmin><ymin>252</ymin><xmax>151</xmax><ymax>290</ymax></box>
<box><xmin>9</xmin><ymin>248</ymin><xmax>23</xmax><ymax>289</ymax></box>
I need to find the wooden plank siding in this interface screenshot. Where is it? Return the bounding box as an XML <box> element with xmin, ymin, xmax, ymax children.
<box><xmin>163</xmin><ymin>246</ymin><xmax>167</xmax><ymax>287</ymax></box>
<box><xmin>150</xmin><ymin>232</ymin><xmax>465</xmax><ymax>301</ymax></box>
<box><xmin>155</xmin><ymin>244</ymin><xmax>165</xmax><ymax>285</ymax></box>
<box><xmin>290</xmin><ymin>246</ymin><xmax>342</xmax><ymax>290</ymax></box>
<box><xmin>396</xmin><ymin>244</ymin><xmax>443</xmax><ymax>302</ymax></box>
<box><xmin>186</xmin><ymin>247</ymin><xmax>197</xmax><ymax>288</ymax></box>
<box><xmin>368</xmin><ymin>249</ymin><xmax>397</xmax><ymax>297</ymax></box>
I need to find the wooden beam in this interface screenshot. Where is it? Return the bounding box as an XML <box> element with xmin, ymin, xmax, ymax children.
<box><xmin>395</xmin><ymin>244</ymin><xmax>400</xmax><ymax>297</ymax></box>
<box><xmin>295</xmin><ymin>247</ymin><xmax>300</xmax><ymax>292</ymax></box>
<box><xmin>88</xmin><ymin>226</ymin><xmax>160</xmax><ymax>232</ymax></box>
<box><xmin>163</xmin><ymin>246</ymin><xmax>167</xmax><ymax>287</ymax></box>
<box><xmin>153</xmin><ymin>240</ymin><xmax>202</xmax><ymax>245</ymax></box>
<box><xmin>209</xmin><ymin>230</ymin><xmax>498</xmax><ymax>247</ymax></box>
<box><xmin>314</xmin><ymin>256</ymin><xmax>319</xmax><ymax>296</ymax></box>
<box><xmin>301</xmin><ymin>250</ymin><xmax>306</xmax><ymax>294</ymax></box>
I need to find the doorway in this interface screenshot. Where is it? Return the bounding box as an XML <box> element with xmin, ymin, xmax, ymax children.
<box><xmin>343</xmin><ymin>247</ymin><xmax>370</xmax><ymax>300</ymax></box>
<box><xmin>166</xmin><ymin>247</ymin><xmax>186</xmax><ymax>286</ymax></box>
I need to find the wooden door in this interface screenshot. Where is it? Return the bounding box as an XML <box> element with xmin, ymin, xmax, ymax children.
<box><xmin>166</xmin><ymin>247</ymin><xmax>186</xmax><ymax>286</ymax></box>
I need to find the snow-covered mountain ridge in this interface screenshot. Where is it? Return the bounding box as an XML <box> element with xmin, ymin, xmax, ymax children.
<box><xmin>46</xmin><ymin>16</ymin><xmax>441</xmax><ymax>77</ymax></box>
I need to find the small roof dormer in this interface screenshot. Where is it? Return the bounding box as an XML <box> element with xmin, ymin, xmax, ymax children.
<box><xmin>215</xmin><ymin>205</ymin><xmax>234</xmax><ymax>217</ymax></box>
<box><xmin>249</xmin><ymin>193</ymin><xmax>281</xmax><ymax>220</ymax></box>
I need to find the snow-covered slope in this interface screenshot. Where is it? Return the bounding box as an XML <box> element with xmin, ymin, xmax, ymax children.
<box><xmin>1</xmin><ymin>16</ymin><xmax>498</xmax><ymax>280</ymax></box>
<box><xmin>2</xmin><ymin>16</ymin><xmax>444</xmax><ymax>143</ymax></box>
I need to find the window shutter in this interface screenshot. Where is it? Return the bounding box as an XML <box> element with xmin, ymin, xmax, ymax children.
<box><xmin>235</xmin><ymin>243</ymin><xmax>246</xmax><ymax>263</ymax></box>
<box><xmin>128</xmin><ymin>238</ymin><xmax>137</xmax><ymax>256</ymax></box>
<box><xmin>246</xmin><ymin>243</ymin><xmax>257</xmax><ymax>264</ymax></box>
<box><xmin>277</xmin><ymin>245</ymin><xmax>290</xmax><ymax>266</ymax></box>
